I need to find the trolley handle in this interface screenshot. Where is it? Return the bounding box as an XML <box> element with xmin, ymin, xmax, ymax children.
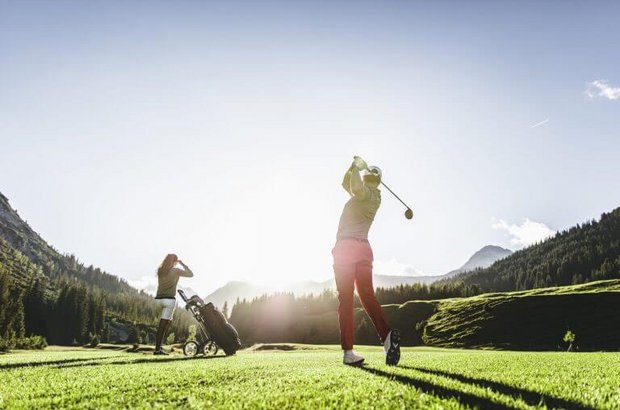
<box><xmin>178</xmin><ymin>289</ymin><xmax>190</xmax><ymax>302</ymax></box>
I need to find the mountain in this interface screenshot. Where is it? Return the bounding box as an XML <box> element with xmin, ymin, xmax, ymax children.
<box><xmin>445</xmin><ymin>245</ymin><xmax>513</xmax><ymax>277</ymax></box>
<box><xmin>0</xmin><ymin>192</ymin><xmax>135</xmax><ymax>294</ymax></box>
<box><xmin>444</xmin><ymin>208</ymin><xmax>620</xmax><ymax>292</ymax></box>
<box><xmin>204</xmin><ymin>245</ymin><xmax>510</xmax><ymax>308</ymax></box>
<box><xmin>205</xmin><ymin>281</ymin><xmax>274</xmax><ymax>309</ymax></box>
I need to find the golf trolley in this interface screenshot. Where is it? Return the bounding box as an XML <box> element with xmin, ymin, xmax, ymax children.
<box><xmin>178</xmin><ymin>289</ymin><xmax>241</xmax><ymax>357</ymax></box>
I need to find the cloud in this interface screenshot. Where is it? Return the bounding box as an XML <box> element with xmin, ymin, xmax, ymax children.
<box><xmin>492</xmin><ymin>218</ymin><xmax>556</xmax><ymax>248</ymax></box>
<box><xmin>530</xmin><ymin>119</ymin><xmax>549</xmax><ymax>129</ymax></box>
<box><xmin>127</xmin><ymin>275</ymin><xmax>158</xmax><ymax>295</ymax></box>
<box><xmin>585</xmin><ymin>80</ymin><xmax>620</xmax><ymax>100</ymax></box>
<box><xmin>374</xmin><ymin>259</ymin><xmax>425</xmax><ymax>277</ymax></box>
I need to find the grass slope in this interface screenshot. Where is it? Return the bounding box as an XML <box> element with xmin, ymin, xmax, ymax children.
<box><xmin>1</xmin><ymin>347</ymin><xmax>619</xmax><ymax>409</ymax></box>
<box><xmin>384</xmin><ymin>280</ymin><xmax>620</xmax><ymax>351</ymax></box>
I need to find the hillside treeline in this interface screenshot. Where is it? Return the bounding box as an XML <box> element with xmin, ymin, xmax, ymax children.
<box><xmin>0</xmin><ymin>264</ymin><xmax>46</xmax><ymax>350</ymax></box>
<box><xmin>0</xmin><ymin>265</ymin><xmax>104</xmax><ymax>350</ymax></box>
<box><xmin>375</xmin><ymin>281</ymin><xmax>481</xmax><ymax>304</ymax></box>
<box><xmin>0</xmin><ymin>238</ymin><xmax>192</xmax><ymax>350</ymax></box>
<box><xmin>447</xmin><ymin>208</ymin><xmax>620</xmax><ymax>292</ymax></box>
<box><xmin>230</xmin><ymin>281</ymin><xmax>479</xmax><ymax>345</ymax></box>
<box><xmin>1</xmin><ymin>236</ymin><xmax>157</xmax><ymax>320</ymax></box>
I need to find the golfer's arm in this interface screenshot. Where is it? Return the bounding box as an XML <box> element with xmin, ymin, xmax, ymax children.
<box><xmin>174</xmin><ymin>264</ymin><xmax>194</xmax><ymax>278</ymax></box>
<box><xmin>341</xmin><ymin>168</ymin><xmax>353</xmax><ymax>194</ymax></box>
<box><xmin>349</xmin><ymin>168</ymin><xmax>366</xmax><ymax>198</ymax></box>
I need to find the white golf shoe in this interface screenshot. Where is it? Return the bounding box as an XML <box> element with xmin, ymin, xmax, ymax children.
<box><xmin>343</xmin><ymin>350</ymin><xmax>365</xmax><ymax>366</ymax></box>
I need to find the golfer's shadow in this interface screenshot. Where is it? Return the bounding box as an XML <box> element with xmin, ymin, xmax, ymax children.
<box><xmin>54</xmin><ymin>354</ymin><xmax>228</xmax><ymax>369</ymax></box>
<box><xmin>0</xmin><ymin>357</ymin><xmax>99</xmax><ymax>370</ymax></box>
<box><xmin>355</xmin><ymin>365</ymin><xmax>590</xmax><ymax>410</ymax></box>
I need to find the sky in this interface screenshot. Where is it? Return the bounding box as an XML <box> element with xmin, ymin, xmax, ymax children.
<box><xmin>1</xmin><ymin>1</ymin><xmax>618</xmax><ymax>295</ymax></box>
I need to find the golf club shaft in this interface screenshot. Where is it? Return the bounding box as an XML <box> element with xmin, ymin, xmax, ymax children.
<box><xmin>379</xmin><ymin>180</ymin><xmax>411</xmax><ymax>210</ymax></box>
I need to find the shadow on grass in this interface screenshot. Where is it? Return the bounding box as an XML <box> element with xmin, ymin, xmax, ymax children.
<box><xmin>0</xmin><ymin>357</ymin><xmax>111</xmax><ymax>370</ymax></box>
<box><xmin>52</xmin><ymin>354</ymin><xmax>228</xmax><ymax>369</ymax></box>
<box><xmin>357</xmin><ymin>365</ymin><xmax>517</xmax><ymax>410</ymax></box>
<box><xmin>1</xmin><ymin>354</ymin><xmax>228</xmax><ymax>371</ymax></box>
<box><xmin>405</xmin><ymin>366</ymin><xmax>590</xmax><ymax>410</ymax></box>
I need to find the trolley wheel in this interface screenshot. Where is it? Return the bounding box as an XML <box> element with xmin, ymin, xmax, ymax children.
<box><xmin>203</xmin><ymin>341</ymin><xmax>219</xmax><ymax>356</ymax></box>
<box><xmin>183</xmin><ymin>341</ymin><xmax>199</xmax><ymax>357</ymax></box>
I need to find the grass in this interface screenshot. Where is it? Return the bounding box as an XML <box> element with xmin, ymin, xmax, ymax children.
<box><xmin>1</xmin><ymin>346</ymin><xmax>619</xmax><ymax>409</ymax></box>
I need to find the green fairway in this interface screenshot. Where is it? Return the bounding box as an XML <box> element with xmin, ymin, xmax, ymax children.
<box><xmin>1</xmin><ymin>346</ymin><xmax>619</xmax><ymax>409</ymax></box>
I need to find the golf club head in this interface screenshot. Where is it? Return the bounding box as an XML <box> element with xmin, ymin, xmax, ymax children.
<box><xmin>405</xmin><ymin>208</ymin><xmax>413</xmax><ymax>220</ymax></box>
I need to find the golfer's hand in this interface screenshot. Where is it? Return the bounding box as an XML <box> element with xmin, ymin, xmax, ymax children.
<box><xmin>353</xmin><ymin>156</ymin><xmax>368</xmax><ymax>171</ymax></box>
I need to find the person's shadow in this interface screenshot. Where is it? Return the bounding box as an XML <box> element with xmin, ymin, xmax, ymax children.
<box><xmin>356</xmin><ymin>365</ymin><xmax>591</xmax><ymax>410</ymax></box>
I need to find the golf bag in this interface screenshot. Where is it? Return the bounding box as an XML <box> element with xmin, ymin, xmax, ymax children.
<box><xmin>178</xmin><ymin>289</ymin><xmax>242</xmax><ymax>356</ymax></box>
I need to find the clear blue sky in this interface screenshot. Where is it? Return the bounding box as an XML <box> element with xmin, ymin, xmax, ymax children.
<box><xmin>1</xmin><ymin>1</ymin><xmax>618</xmax><ymax>295</ymax></box>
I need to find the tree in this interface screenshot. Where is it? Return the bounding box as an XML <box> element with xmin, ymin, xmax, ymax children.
<box><xmin>24</xmin><ymin>278</ymin><xmax>47</xmax><ymax>336</ymax></box>
<box><xmin>127</xmin><ymin>324</ymin><xmax>139</xmax><ymax>344</ymax></box>
<box><xmin>563</xmin><ymin>330</ymin><xmax>576</xmax><ymax>352</ymax></box>
<box><xmin>0</xmin><ymin>264</ymin><xmax>11</xmax><ymax>338</ymax></box>
<box><xmin>10</xmin><ymin>291</ymin><xmax>26</xmax><ymax>340</ymax></box>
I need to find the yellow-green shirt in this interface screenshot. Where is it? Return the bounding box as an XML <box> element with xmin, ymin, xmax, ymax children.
<box><xmin>156</xmin><ymin>266</ymin><xmax>193</xmax><ymax>299</ymax></box>
<box><xmin>336</xmin><ymin>186</ymin><xmax>381</xmax><ymax>240</ymax></box>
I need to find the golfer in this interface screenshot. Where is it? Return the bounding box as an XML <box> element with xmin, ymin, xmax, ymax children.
<box><xmin>333</xmin><ymin>156</ymin><xmax>400</xmax><ymax>366</ymax></box>
<box><xmin>154</xmin><ymin>253</ymin><xmax>193</xmax><ymax>355</ymax></box>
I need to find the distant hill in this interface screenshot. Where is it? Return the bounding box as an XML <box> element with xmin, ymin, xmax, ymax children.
<box><xmin>445</xmin><ymin>245</ymin><xmax>512</xmax><ymax>277</ymax></box>
<box><xmin>205</xmin><ymin>245</ymin><xmax>511</xmax><ymax>308</ymax></box>
<box><xmin>205</xmin><ymin>281</ymin><xmax>273</xmax><ymax>308</ymax></box>
<box><xmin>443</xmin><ymin>208</ymin><xmax>620</xmax><ymax>292</ymax></box>
<box><xmin>420</xmin><ymin>280</ymin><xmax>620</xmax><ymax>350</ymax></box>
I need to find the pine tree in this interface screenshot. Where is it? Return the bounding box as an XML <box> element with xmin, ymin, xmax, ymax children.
<box><xmin>87</xmin><ymin>294</ymin><xmax>98</xmax><ymax>336</ymax></box>
<box><xmin>0</xmin><ymin>264</ymin><xmax>11</xmax><ymax>339</ymax></box>
<box><xmin>74</xmin><ymin>285</ymin><xmax>90</xmax><ymax>343</ymax></box>
<box><xmin>10</xmin><ymin>291</ymin><xmax>26</xmax><ymax>339</ymax></box>
<box><xmin>96</xmin><ymin>296</ymin><xmax>106</xmax><ymax>336</ymax></box>
<box><xmin>24</xmin><ymin>278</ymin><xmax>47</xmax><ymax>336</ymax></box>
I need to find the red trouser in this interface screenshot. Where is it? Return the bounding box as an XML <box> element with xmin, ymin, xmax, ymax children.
<box><xmin>332</xmin><ymin>239</ymin><xmax>390</xmax><ymax>350</ymax></box>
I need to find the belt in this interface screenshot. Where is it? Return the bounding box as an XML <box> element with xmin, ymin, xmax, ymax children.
<box><xmin>338</xmin><ymin>237</ymin><xmax>369</xmax><ymax>243</ymax></box>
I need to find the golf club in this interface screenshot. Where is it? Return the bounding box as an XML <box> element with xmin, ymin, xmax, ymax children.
<box><xmin>379</xmin><ymin>180</ymin><xmax>414</xmax><ymax>220</ymax></box>
<box><xmin>355</xmin><ymin>157</ymin><xmax>413</xmax><ymax>220</ymax></box>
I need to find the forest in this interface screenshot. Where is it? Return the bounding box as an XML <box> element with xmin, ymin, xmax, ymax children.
<box><xmin>0</xmin><ymin>236</ymin><xmax>194</xmax><ymax>351</ymax></box>
<box><xmin>444</xmin><ymin>207</ymin><xmax>620</xmax><ymax>291</ymax></box>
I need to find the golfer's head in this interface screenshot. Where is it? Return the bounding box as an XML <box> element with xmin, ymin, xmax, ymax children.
<box><xmin>158</xmin><ymin>253</ymin><xmax>178</xmax><ymax>276</ymax></box>
<box><xmin>363</xmin><ymin>166</ymin><xmax>382</xmax><ymax>188</ymax></box>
